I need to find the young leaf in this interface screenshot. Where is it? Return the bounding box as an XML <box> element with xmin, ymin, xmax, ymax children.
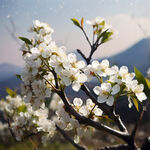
<box><xmin>17</xmin><ymin>105</ymin><xmax>27</xmax><ymax>113</ymax></box>
<box><xmin>71</xmin><ymin>18</ymin><xmax>81</xmax><ymax>28</ymax></box>
<box><xmin>81</xmin><ymin>17</ymin><xmax>84</xmax><ymax>28</ymax></box>
<box><xmin>6</xmin><ymin>88</ymin><xmax>16</xmax><ymax>98</ymax></box>
<box><xmin>19</xmin><ymin>37</ymin><xmax>32</xmax><ymax>45</ymax></box>
<box><xmin>134</xmin><ymin>67</ymin><xmax>150</xmax><ymax>97</ymax></box>
<box><xmin>101</xmin><ymin>31</ymin><xmax>113</xmax><ymax>43</ymax></box>
<box><xmin>16</xmin><ymin>74</ymin><xmax>22</xmax><ymax>80</ymax></box>
<box><xmin>145</xmin><ymin>78</ymin><xmax>150</xmax><ymax>89</ymax></box>
<box><xmin>132</xmin><ymin>98</ymin><xmax>139</xmax><ymax>111</ymax></box>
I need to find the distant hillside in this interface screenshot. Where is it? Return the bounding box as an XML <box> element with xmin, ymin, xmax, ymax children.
<box><xmin>0</xmin><ymin>39</ymin><xmax>150</xmax><ymax>123</ymax></box>
<box><xmin>101</xmin><ymin>38</ymin><xmax>150</xmax><ymax>75</ymax></box>
<box><xmin>0</xmin><ymin>63</ymin><xmax>22</xmax><ymax>82</ymax></box>
<box><xmin>0</xmin><ymin>64</ymin><xmax>22</xmax><ymax>98</ymax></box>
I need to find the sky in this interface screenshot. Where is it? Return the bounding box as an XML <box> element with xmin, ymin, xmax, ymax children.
<box><xmin>1</xmin><ymin>0</ymin><xmax>150</xmax><ymax>67</ymax></box>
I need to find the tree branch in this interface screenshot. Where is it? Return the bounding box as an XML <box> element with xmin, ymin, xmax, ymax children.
<box><xmin>81</xmin><ymin>84</ymin><xmax>128</xmax><ymax>133</ymax></box>
<box><xmin>141</xmin><ymin>136</ymin><xmax>150</xmax><ymax>150</ymax></box>
<box><xmin>81</xmin><ymin>28</ymin><xmax>92</xmax><ymax>47</ymax></box>
<box><xmin>99</xmin><ymin>144</ymin><xmax>133</xmax><ymax>150</ymax></box>
<box><xmin>131</xmin><ymin>100</ymin><xmax>150</xmax><ymax>139</ymax></box>
<box><xmin>76</xmin><ymin>49</ymin><xmax>88</xmax><ymax>64</ymax></box>
<box><xmin>56</xmin><ymin>90</ymin><xmax>129</xmax><ymax>143</ymax></box>
<box><xmin>56</xmin><ymin>125</ymin><xmax>86</xmax><ymax>150</ymax></box>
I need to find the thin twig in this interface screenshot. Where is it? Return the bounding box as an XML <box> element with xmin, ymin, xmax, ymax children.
<box><xmin>99</xmin><ymin>144</ymin><xmax>132</xmax><ymax>150</ymax></box>
<box><xmin>56</xmin><ymin>125</ymin><xmax>86</xmax><ymax>150</ymax></box>
<box><xmin>81</xmin><ymin>28</ymin><xmax>92</xmax><ymax>47</ymax></box>
<box><xmin>56</xmin><ymin>90</ymin><xmax>129</xmax><ymax>143</ymax></box>
<box><xmin>7</xmin><ymin>118</ymin><xmax>17</xmax><ymax>142</ymax></box>
<box><xmin>40</xmin><ymin>74</ymin><xmax>60</xmax><ymax>91</ymax></box>
<box><xmin>81</xmin><ymin>84</ymin><xmax>128</xmax><ymax>133</ymax></box>
<box><xmin>131</xmin><ymin>100</ymin><xmax>150</xmax><ymax>139</ymax></box>
<box><xmin>51</xmin><ymin>69</ymin><xmax>59</xmax><ymax>89</ymax></box>
<box><xmin>77</xmin><ymin>49</ymin><xmax>87</xmax><ymax>62</ymax></box>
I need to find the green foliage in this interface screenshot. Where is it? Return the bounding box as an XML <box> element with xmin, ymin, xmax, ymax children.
<box><xmin>19</xmin><ymin>37</ymin><xmax>32</xmax><ymax>45</ymax></box>
<box><xmin>132</xmin><ymin>98</ymin><xmax>139</xmax><ymax>111</ymax></box>
<box><xmin>134</xmin><ymin>67</ymin><xmax>150</xmax><ymax>97</ymax></box>
<box><xmin>17</xmin><ymin>105</ymin><xmax>27</xmax><ymax>113</ymax></box>
<box><xmin>0</xmin><ymin>140</ymin><xmax>76</xmax><ymax>150</ymax></box>
<box><xmin>16</xmin><ymin>74</ymin><xmax>22</xmax><ymax>80</ymax></box>
<box><xmin>6</xmin><ymin>88</ymin><xmax>16</xmax><ymax>98</ymax></box>
<box><xmin>101</xmin><ymin>31</ymin><xmax>113</xmax><ymax>43</ymax></box>
<box><xmin>145</xmin><ymin>78</ymin><xmax>150</xmax><ymax>89</ymax></box>
<box><xmin>71</xmin><ymin>18</ymin><xmax>81</xmax><ymax>28</ymax></box>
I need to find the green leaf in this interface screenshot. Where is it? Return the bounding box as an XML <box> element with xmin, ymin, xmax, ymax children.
<box><xmin>132</xmin><ymin>98</ymin><xmax>139</xmax><ymax>111</ymax></box>
<box><xmin>100</xmin><ymin>20</ymin><xmax>105</xmax><ymax>26</ymax></box>
<box><xmin>17</xmin><ymin>105</ymin><xmax>27</xmax><ymax>113</ymax></box>
<box><xmin>145</xmin><ymin>78</ymin><xmax>150</xmax><ymax>89</ymax></box>
<box><xmin>19</xmin><ymin>37</ymin><xmax>32</xmax><ymax>45</ymax></box>
<box><xmin>134</xmin><ymin>67</ymin><xmax>150</xmax><ymax>97</ymax></box>
<box><xmin>71</xmin><ymin>18</ymin><xmax>81</xmax><ymax>28</ymax></box>
<box><xmin>6</xmin><ymin>88</ymin><xmax>16</xmax><ymax>98</ymax></box>
<box><xmin>101</xmin><ymin>31</ymin><xmax>113</xmax><ymax>43</ymax></box>
<box><xmin>16</xmin><ymin>74</ymin><xmax>22</xmax><ymax>80</ymax></box>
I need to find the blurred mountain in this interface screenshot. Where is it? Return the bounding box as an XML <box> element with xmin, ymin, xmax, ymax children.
<box><xmin>0</xmin><ymin>38</ymin><xmax>150</xmax><ymax>122</ymax></box>
<box><xmin>0</xmin><ymin>64</ymin><xmax>22</xmax><ymax>98</ymax></box>
<box><xmin>0</xmin><ymin>64</ymin><xmax>22</xmax><ymax>81</ymax></box>
<box><xmin>101</xmin><ymin>38</ymin><xmax>150</xmax><ymax>75</ymax></box>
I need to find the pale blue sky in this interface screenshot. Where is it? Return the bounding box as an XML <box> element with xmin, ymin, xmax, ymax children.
<box><xmin>0</xmin><ymin>0</ymin><xmax>150</xmax><ymax>66</ymax></box>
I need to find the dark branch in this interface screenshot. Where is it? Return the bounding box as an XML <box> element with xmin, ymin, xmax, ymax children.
<box><xmin>99</xmin><ymin>144</ymin><xmax>133</xmax><ymax>150</ymax></box>
<box><xmin>56</xmin><ymin>125</ymin><xmax>86</xmax><ymax>150</ymax></box>
<box><xmin>131</xmin><ymin>100</ymin><xmax>150</xmax><ymax>139</ymax></box>
<box><xmin>81</xmin><ymin>84</ymin><xmax>128</xmax><ymax>133</ymax></box>
<box><xmin>76</xmin><ymin>49</ymin><xmax>88</xmax><ymax>64</ymax></box>
<box><xmin>141</xmin><ymin>136</ymin><xmax>150</xmax><ymax>150</ymax></box>
<box><xmin>7</xmin><ymin>118</ymin><xmax>17</xmax><ymax>142</ymax></box>
<box><xmin>81</xmin><ymin>28</ymin><xmax>92</xmax><ymax>47</ymax></box>
<box><xmin>56</xmin><ymin>90</ymin><xmax>129</xmax><ymax>143</ymax></box>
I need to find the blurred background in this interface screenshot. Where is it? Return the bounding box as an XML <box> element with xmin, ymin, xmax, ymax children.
<box><xmin>0</xmin><ymin>0</ymin><xmax>150</xmax><ymax>149</ymax></box>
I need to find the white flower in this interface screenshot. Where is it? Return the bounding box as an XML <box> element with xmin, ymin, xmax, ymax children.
<box><xmin>67</xmin><ymin>53</ymin><xmax>77</xmax><ymax>63</ymax></box>
<box><xmin>62</xmin><ymin>68</ymin><xmax>87</xmax><ymax>91</ymax></box>
<box><xmin>119</xmin><ymin>66</ymin><xmax>128</xmax><ymax>77</ymax></box>
<box><xmin>93</xmin><ymin>83</ymin><xmax>115</xmax><ymax>106</ymax></box>
<box><xmin>111</xmin><ymin>84</ymin><xmax>120</xmax><ymax>95</ymax></box>
<box><xmin>79</xmin><ymin>106</ymin><xmax>89</xmax><ymax>117</ymax></box>
<box><xmin>31</xmin><ymin>47</ymin><xmax>40</xmax><ymax>57</ymax></box>
<box><xmin>106</xmin><ymin>65</ymin><xmax>119</xmax><ymax>76</ymax></box>
<box><xmin>86</xmin><ymin>99</ymin><xmax>95</xmax><ymax>110</ymax></box>
<box><xmin>93</xmin><ymin>108</ymin><xmax>103</xmax><ymax>116</ymax></box>
<box><xmin>73</xmin><ymin>98</ymin><xmax>83</xmax><ymax>107</ymax></box>
<box><xmin>91</xmin><ymin>59</ymin><xmax>109</xmax><ymax>77</ymax></box>
<box><xmin>84</xmin><ymin>65</ymin><xmax>95</xmax><ymax>81</ymax></box>
<box><xmin>132</xmin><ymin>84</ymin><xmax>147</xmax><ymax>102</ymax></box>
<box><xmin>86</xmin><ymin>17</ymin><xmax>104</xmax><ymax>26</ymax></box>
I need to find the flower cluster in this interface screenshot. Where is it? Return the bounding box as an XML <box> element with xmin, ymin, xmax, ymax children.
<box><xmin>0</xmin><ymin>95</ymin><xmax>55</xmax><ymax>142</ymax></box>
<box><xmin>0</xmin><ymin>17</ymin><xmax>148</xmax><ymax>147</ymax></box>
<box><xmin>0</xmin><ymin>122</ymin><xmax>10</xmax><ymax>141</ymax></box>
<box><xmin>20</xmin><ymin>20</ymin><xmax>88</xmax><ymax>109</ymax></box>
<box><xmin>84</xmin><ymin>60</ymin><xmax>147</xmax><ymax>107</ymax></box>
<box><xmin>50</xmin><ymin>94</ymin><xmax>99</xmax><ymax>143</ymax></box>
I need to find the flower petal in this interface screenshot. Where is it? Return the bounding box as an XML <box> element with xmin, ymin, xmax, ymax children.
<box><xmin>106</xmin><ymin>96</ymin><xmax>114</xmax><ymax>106</ymax></box>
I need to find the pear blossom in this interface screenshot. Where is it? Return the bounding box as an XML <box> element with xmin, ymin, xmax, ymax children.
<box><xmin>73</xmin><ymin>98</ymin><xmax>83</xmax><ymax>107</ymax></box>
<box><xmin>94</xmin><ymin>83</ymin><xmax>120</xmax><ymax>106</ymax></box>
<box><xmin>86</xmin><ymin>17</ymin><xmax>104</xmax><ymax>26</ymax></box>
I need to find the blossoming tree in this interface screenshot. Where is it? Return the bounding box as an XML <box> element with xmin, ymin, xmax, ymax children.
<box><xmin>1</xmin><ymin>17</ymin><xmax>150</xmax><ymax>150</ymax></box>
